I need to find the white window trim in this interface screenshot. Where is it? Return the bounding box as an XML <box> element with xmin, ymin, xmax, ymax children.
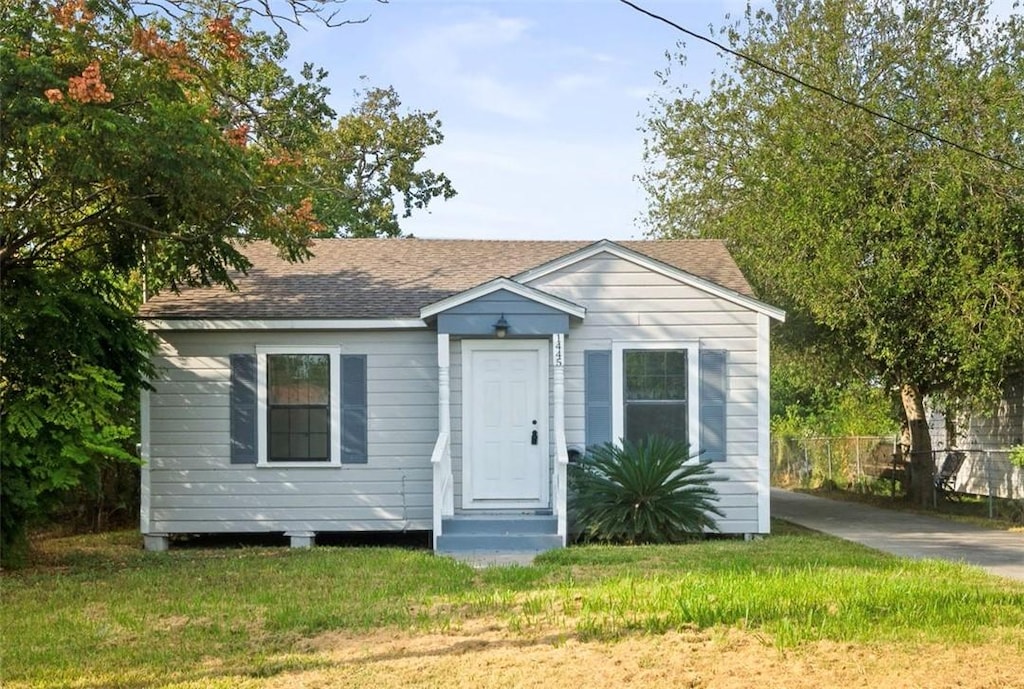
<box><xmin>611</xmin><ymin>340</ymin><xmax>700</xmax><ymax>457</ymax></box>
<box><xmin>256</xmin><ymin>345</ymin><xmax>342</xmax><ymax>468</ymax></box>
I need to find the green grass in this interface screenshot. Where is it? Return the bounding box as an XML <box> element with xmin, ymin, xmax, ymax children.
<box><xmin>3</xmin><ymin>524</ymin><xmax>1023</xmax><ymax>688</ymax></box>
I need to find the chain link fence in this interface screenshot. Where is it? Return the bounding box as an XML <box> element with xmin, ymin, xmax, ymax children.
<box><xmin>772</xmin><ymin>435</ymin><xmax>900</xmax><ymax>493</ymax></box>
<box><xmin>772</xmin><ymin>436</ymin><xmax>1023</xmax><ymax>504</ymax></box>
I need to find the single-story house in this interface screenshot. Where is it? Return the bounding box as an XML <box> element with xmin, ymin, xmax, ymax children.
<box><xmin>138</xmin><ymin>238</ymin><xmax>785</xmax><ymax>552</ymax></box>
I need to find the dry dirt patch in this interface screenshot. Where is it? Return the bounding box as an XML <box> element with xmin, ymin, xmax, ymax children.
<box><xmin>264</xmin><ymin>620</ymin><xmax>1024</xmax><ymax>689</ymax></box>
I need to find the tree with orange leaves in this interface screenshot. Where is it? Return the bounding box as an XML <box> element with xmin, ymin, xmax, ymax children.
<box><xmin>0</xmin><ymin>0</ymin><xmax>453</xmax><ymax>561</ymax></box>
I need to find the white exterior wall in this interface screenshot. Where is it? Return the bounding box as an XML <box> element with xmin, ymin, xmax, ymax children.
<box><xmin>962</xmin><ymin>374</ymin><xmax>1024</xmax><ymax>450</ymax></box>
<box><xmin>527</xmin><ymin>254</ymin><xmax>765</xmax><ymax>534</ymax></box>
<box><xmin>144</xmin><ymin>330</ymin><xmax>437</xmax><ymax>534</ymax></box>
<box><xmin>927</xmin><ymin>374</ymin><xmax>1023</xmax><ymax>499</ymax></box>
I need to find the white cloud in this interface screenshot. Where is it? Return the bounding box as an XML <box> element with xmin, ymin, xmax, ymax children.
<box><xmin>552</xmin><ymin>73</ymin><xmax>605</xmax><ymax>93</ymax></box>
<box><xmin>457</xmin><ymin>74</ymin><xmax>545</xmax><ymax>121</ymax></box>
<box><xmin>625</xmin><ymin>85</ymin><xmax>654</xmax><ymax>101</ymax></box>
<box><xmin>400</xmin><ymin>130</ymin><xmax>649</xmax><ymax>241</ymax></box>
<box><xmin>392</xmin><ymin>10</ymin><xmax>625</xmax><ymax>125</ymax></box>
<box><xmin>561</xmin><ymin>45</ymin><xmax>626</xmax><ymax>66</ymax></box>
<box><xmin>443</xmin><ymin>15</ymin><xmax>531</xmax><ymax>46</ymax></box>
<box><xmin>394</xmin><ymin>12</ymin><xmax>545</xmax><ymax>123</ymax></box>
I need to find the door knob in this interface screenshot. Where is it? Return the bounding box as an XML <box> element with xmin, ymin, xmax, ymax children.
<box><xmin>531</xmin><ymin>430</ymin><xmax>538</xmax><ymax>445</ymax></box>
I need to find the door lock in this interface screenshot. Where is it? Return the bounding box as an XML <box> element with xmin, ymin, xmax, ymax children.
<box><xmin>531</xmin><ymin>429</ymin><xmax>538</xmax><ymax>445</ymax></box>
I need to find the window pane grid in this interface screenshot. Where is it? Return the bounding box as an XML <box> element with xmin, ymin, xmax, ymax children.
<box><xmin>624</xmin><ymin>349</ymin><xmax>688</xmax><ymax>446</ymax></box>
<box><xmin>625</xmin><ymin>403</ymin><xmax>688</xmax><ymax>445</ymax></box>
<box><xmin>624</xmin><ymin>350</ymin><xmax>687</xmax><ymax>401</ymax></box>
<box><xmin>267</xmin><ymin>354</ymin><xmax>330</xmax><ymax>462</ymax></box>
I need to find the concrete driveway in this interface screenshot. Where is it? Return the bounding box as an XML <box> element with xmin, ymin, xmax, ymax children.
<box><xmin>771</xmin><ymin>488</ymin><xmax>1024</xmax><ymax>582</ymax></box>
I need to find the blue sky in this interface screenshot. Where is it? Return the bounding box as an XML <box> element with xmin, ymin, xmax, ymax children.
<box><xmin>283</xmin><ymin>0</ymin><xmax>755</xmax><ymax>240</ymax></box>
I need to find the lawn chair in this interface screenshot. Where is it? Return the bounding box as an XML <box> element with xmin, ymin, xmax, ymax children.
<box><xmin>934</xmin><ymin>451</ymin><xmax>966</xmax><ymax>501</ymax></box>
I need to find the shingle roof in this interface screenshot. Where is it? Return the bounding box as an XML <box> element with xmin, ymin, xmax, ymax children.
<box><xmin>139</xmin><ymin>238</ymin><xmax>755</xmax><ymax>320</ymax></box>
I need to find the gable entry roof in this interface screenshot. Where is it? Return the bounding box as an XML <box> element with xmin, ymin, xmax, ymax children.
<box><xmin>140</xmin><ymin>238</ymin><xmax>784</xmax><ymax>326</ymax></box>
<box><xmin>420</xmin><ymin>277</ymin><xmax>587</xmax><ymax>320</ymax></box>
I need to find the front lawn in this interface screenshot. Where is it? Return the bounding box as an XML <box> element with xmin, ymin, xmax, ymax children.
<box><xmin>3</xmin><ymin>524</ymin><xmax>1023</xmax><ymax>688</ymax></box>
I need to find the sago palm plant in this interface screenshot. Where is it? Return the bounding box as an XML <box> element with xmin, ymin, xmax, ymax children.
<box><xmin>569</xmin><ymin>436</ymin><xmax>724</xmax><ymax>544</ymax></box>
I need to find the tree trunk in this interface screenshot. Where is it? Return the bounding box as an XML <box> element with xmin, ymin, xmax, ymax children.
<box><xmin>897</xmin><ymin>404</ymin><xmax>911</xmax><ymax>456</ymax></box>
<box><xmin>900</xmin><ymin>383</ymin><xmax>934</xmax><ymax>506</ymax></box>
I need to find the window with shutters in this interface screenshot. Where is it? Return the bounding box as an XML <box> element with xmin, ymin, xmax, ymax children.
<box><xmin>610</xmin><ymin>341</ymin><xmax>704</xmax><ymax>457</ymax></box>
<box><xmin>253</xmin><ymin>346</ymin><xmax>353</xmax><ymax>467</ymax></box>
<box><xmin>623</xmin><ymin>349</ymin><xmax>688</xmax><ymax>446</ymax></box>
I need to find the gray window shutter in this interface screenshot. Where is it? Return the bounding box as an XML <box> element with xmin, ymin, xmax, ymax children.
<box><xmin>341</xmin><ymin>355</ymin><xmax>368</xmax><ymax>464</ymax></box>
<box><xmin>699</xmin><ymin>349</ymin><xmax>728</xmax><ymax>462</ymax></box>
<box><xmin>229</xmin><ymin>354</ymin><xmax>257</xmax><ymax>464</ymax></box>
<box><xmin>585</xmin><ymin>350</ymin><xmax>612</xmax><ymax>449</ymax></box>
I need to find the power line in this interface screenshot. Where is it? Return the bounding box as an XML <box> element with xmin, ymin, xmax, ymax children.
<box><xmin>619</xmin><ymin>0</ymin><xmax>1024</xmax><ymax>172</ymax></box>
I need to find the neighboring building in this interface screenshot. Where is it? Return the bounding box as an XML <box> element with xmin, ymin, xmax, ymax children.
<box><xmin>138</xmin><ymin>239</ymin><xmax>785</xmax><ymax>552</ymax></box>
<box><xmin>958</xmin><ymin>374</ymin><xmax>1024</xmax><ymax>450</ymax></box>
<box><xmin>928</xmin><ymin>373</ymin><xmax>1024</xmax><ymax>499</ymax></box>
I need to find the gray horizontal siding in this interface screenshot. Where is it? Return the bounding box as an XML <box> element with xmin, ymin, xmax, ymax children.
<box><xmin>150</xmin><ymin>467</ymin><xmax>429</xmax><ymax>484</ymax></box>
<box><xmin>151</xmin><ymin>478</ymin><xmax>430</xmax><ymax>496</ymax></box>
<box><xmin>145</xmin><ymin>518</ymin><xmax>428</xmax><ymax>533</ymax></box>
<box><xmin>151</xmin><ymin>393</ymin><xmax>229</xmax><ymax>408</ymax></box>
<box><xmin>152</xmin><ymin>492</ymin><xmax>432</xmax><ymax>509</ymax></box>
<box><xmin>151</xmin><ymin>418</ymin><xmax>226</xmax><ymax>434</ymax></box>
<box><xmin>146</xmin><ymin>329</ymin><xmax>437</xmax><ymax>535</ymax></box>
<box><xmin>151</xmin><ymin>406</ymin><xmax>230</xmax><ymax>420</ymax></box>
<box><xmin>526</xmin><ymin>252</ymin><xmax>763</xmax><ymax>534</ymax></box>
<box><xmin>964</xmin><ymin>374</ymin><xmax>1024</xmax><ymax>449</ymax></box>
<box><xmin>151</xmin><ymin>506</ymin><xmax>429</xmax><ymax>522</ymax></box>
<box><xmin>148</xmin><ymin>453</ymin><xmax>432</xmax><ymax>470</ymax></box>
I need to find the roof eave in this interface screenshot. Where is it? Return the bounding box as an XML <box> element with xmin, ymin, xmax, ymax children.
<box><xmin>141</xmin><ymin>318</ymin><xmax>429</xmax><ymax>331</ymax></box>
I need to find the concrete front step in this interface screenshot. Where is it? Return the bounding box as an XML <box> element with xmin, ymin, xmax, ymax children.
<box><xmin>447</xmin><ymin>551</ymin><xmax>541</xmax><ymax>567</ymax></box>
<box><xmin>436</xmin><ymin>515</ymin><xmax>561</xmax><ymax>554</ymax></box>
<box><xmin>436</xmin><ymin>533</ymin><xmax>562</xmax><ymax>553</ymax></box>
<box><xmin>441</xmin><ymin>515</ymin><xmax>557</xmax><ymax>535</ymax></box>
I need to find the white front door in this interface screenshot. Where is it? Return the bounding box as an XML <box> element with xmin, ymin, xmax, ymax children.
<box><xmin>462</xmin><ymin>340</ymin><xmax>549</xmax><ymax>509</ymax></box>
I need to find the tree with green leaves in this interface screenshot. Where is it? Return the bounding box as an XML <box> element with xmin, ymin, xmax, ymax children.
<box><xmin>643</xmin><ymin>0</ymin><xmax>1024</xmax><ymax>505</ymax></box>
<box><xmin>309</xmin><ymin>85</ymin><xmax>455</xmax><ymax>239</ymax></box>
<box><xmin>0</xmin><ymin>0</ymin><xmax>453</xmax><ymax>561</ymax></box>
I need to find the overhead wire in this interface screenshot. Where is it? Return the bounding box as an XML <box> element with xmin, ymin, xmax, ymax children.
<box><xmin>619</xmin><ymin>0</ymin><xmax>1024</xmax><ymax>172</ymax></box>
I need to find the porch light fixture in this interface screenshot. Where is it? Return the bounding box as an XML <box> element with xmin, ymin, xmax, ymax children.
<box><xmin>493</xmin><ymin>314</ymin><xmax>509</xmax><ymax>338</ymax></box>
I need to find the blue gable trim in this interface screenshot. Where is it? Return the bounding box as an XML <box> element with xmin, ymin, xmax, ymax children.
<box><xmin>437</xmin><ymin>289</ymin><xmax>570</xmax><ymax>335</ymax></box>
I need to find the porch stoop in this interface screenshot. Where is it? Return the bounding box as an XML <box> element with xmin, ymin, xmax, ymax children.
<box><xmin>435</xmin><ymin>514</ymin><xmax>561</xmax><ymax>555</ymax></box>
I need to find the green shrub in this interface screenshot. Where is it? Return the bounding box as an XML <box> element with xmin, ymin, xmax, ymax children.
<box><xmin>1009</xmin><ymin>446</ymin><xmax>1024</xmax><ymax>469</ymax></box>
<box><xmin>851</xmin><ymin>476</ymin><xmax>901</xmax><ymax>497</ymax></box>
<box><xmin>997</xmin><ymin>498</ymin><xmax>1024</xmax><ymax>524</ymax></box>
<box><xmin>568</xmin><ymin>436</ymin><xmax>725</xmax><ymax>544</ymax></box>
